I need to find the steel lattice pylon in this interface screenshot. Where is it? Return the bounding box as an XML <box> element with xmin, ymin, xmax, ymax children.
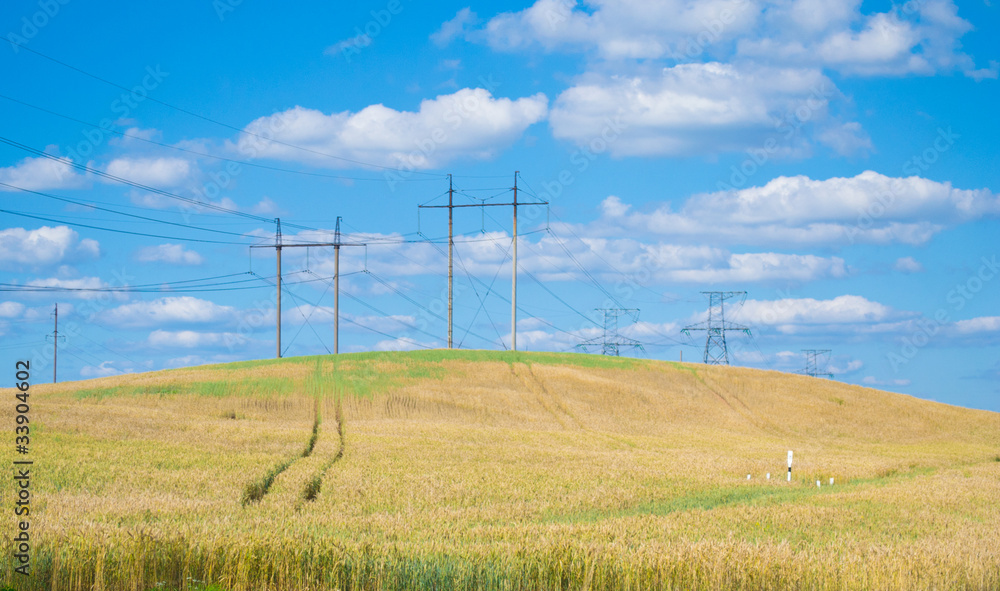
<box><xmin>577</xmin><ymin>308</ymin><xmax>644</xmax><ymax>357</ymax></box>
<box><xmin>681</xmin><ymin>292</ymin><xmax>751</xmax><ymax>365</ymax></box>
<box><xmin>802</xmin><ymin>349</ymin><xmax>834</xmax><ymax>378</ymax></box>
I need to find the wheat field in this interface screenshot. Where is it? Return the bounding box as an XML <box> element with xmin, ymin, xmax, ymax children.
<box><xmin>2</xmin><ymin>350</ymin><xmax>999</xmax><ymax>590</ymax></box>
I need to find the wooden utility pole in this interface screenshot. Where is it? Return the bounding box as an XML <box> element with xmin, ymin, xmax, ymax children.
<box><xmin>52</xmin><ymin>303</ymin><xmax>58</xmax><ymax>383</ymax></box>
<box><xmin>252</xmin><ymin>217</ymin><xmax>364</xmax><ymax>358</ymax></box>
<box><xmin>275</xmin><ymin>218</ymin><xmax>282</xmax><ymax>358</ymax></box>
<box><xmin>511</xmin><ymin>172</ymin><xmax>518</xmax><ymax>351</ymax></box>
<box><xmin>448</xmin><ymin>174</ymin><xmax>453</xmax><ymax>349</ymax></box>
<box><xmin>418</xmin><ymin>172</ymin><xmax>545</xmax><ymax>351</ymax></box>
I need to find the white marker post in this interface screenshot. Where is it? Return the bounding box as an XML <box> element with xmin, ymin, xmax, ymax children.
<box><xmin>816</xmin><ymin>480</ymin><xmax>821</xmax><ymax>488</ymax></box>
<box><xmin>830</xmin><ymin>478</ymin><xmax>834</xmax><ymax>486</ymax></box>
<box><xmin>787</xmin><ymin>451</ymin><xmax>793</xmax><ymax>482</ymax></box>
<box><xmin>766</xmin><ymin>472</ymin><xmax>771</xmax><ymax>480</ymax></box>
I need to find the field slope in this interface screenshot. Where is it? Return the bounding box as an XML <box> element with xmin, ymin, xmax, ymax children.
<box><xmin>2</xmin><ymin>350</ymin><xmax>999</xmax><ymax>590</ymax></box>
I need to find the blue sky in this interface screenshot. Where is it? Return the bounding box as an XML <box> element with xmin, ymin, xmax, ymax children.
<box><xmin>1</xmin><ymin>0</ymin><xmax>998</xmax><ymax>410</ymax></box>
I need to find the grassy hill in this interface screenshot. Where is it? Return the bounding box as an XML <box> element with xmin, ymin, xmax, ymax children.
<box><xmin>3</xmin><ymin>350</ymin><xmax>999</xmax><ymax>590</ymax></box>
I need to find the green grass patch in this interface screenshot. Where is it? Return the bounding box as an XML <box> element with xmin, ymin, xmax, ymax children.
<box><xmin>548</xmin><ymin>465</ymin><xmax>938</xmax><ymax>524</ymax></box>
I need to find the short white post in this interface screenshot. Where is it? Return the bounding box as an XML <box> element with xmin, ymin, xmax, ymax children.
<box><xmin>747</xmin><ymin>474</ymin><xmax>751</xmax><ymax>480</ymax></box>
<box><xmin>766</xmin><ymin>472</ymin><xmax>770</xmax><ymax>480</ymax></box>
<box><xmin>787</xmin><ymin>451</ymin><xmax>793</xmax><ymax>482</ymax></box>
<box><xmin>816</xmin><ymin>480</ymin><xmax>821</xmax><ymax>488</ymax></box>
<box><xmin>830</xmin><ymin>478</ymin><xmax>834</xmax><ymax>486</ymax></box>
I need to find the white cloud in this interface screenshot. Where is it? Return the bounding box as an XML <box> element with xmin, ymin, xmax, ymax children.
<box><xmin>18</xmin><ymin>276</ymin><xmax>113</xmax><ymax>300</ymax></box>
<box><xmin>894</xmin><ymin>256</ymin><xmax>924</xmax><ymax>273</ymax></box>
<box><xmin>432</xmin><ymin>7</ymin><xmax>479</xmax><ymax>46</ymax></box>
<box><xmin>98</xmin><ymin>297</ymin><xmax>237</xmax><ymax>328</ymax></box>
<box><xmin>595</xmin><ymin>171</ymin><xmax>999</xmax><ymax>246</ymax></box>
<box><xmin>0</xmin><ymin>153</ymin><xmax>85</xmax><ymax>191</ymax></box>
<box><xmin>829</xmin><ymin>359</ymin><xmax>864</xmax><ymax>374</ymax></box>
<box><xmin>251</xmin><ymin>197</ymin><xmax>280</xmax><ymax>215</ymax></box>
<box><xmin>735</xmin><ymin>295</ymin><xmax>899</xmax><ymax>326</ymax></box>
<box><xmin>147</xmin><ymin>329</ymin><xmax>247</xmax><ymax>349</ymax></box>
<box><xmin>0</xmin><ymin>226</ymin><xmax>100</xmax><ymax>270</ymax></box>
<box><xmin>80</xmin><ymin>361</ymin><xmax>126</xmax><ymax>378</ymax></box>
<box><xmin>105</xmin><ymin>157</ymin><xmax>193</xmax><ymax>187</ymax></box>
<box><xmin>862</xmin><ymin>375</ymin><xmax>911</xmax><ymax>387</ymax></box>
<box><xmin>284</xmin><ymin>304</ymin><xmax>417</xmax><ymax>333</ymax></box>
<box><xmin>372</xmin><ymin>337</ymin><xmax>437</xmax><ymax>351</ymax></box>
<box><xmin>235</xmin><ymin>88</ymin><xmax>548</xmax><ymax>169</ymax></box>
<box><xmin>128</xmin><ymin>189</ymin><xmax>239</xmax><ymax>213</ymax></box>
<box><xmin>817</xmin><ymin>121</ymin><xmax>873</xmax><ymax>156</ymax></box>
<box><xmin>952</xmin><ymin>317</ymin><xmax>1000</xmax><ymax>334</ymax></box>
<box><xmin>473</xmin><ymin>0</ymin><xmax>984</xmax><ymax>78</ymax></box>
<box><xmin>667</xmin><ymin>252</ymin><xmax>846</xmax><ymax>283</ymax></box>
<box><xmin>480</xmin><ymin>0</ymin><xmax>757</xmax><ymax>59</ymax></box>
<box><xmin>549</xmin><ymin>63</ymin><xmax>837</xmax><ymax>157</ymax></box>
<box><xmin>0</xmin><ymin>302</ymin><xmax>26</xmax><ymax>318</ymax></box>
<box><xmin>136</xmin><ymin>244</ymin><xmax>204</xmax><ymax>266</ymax></box>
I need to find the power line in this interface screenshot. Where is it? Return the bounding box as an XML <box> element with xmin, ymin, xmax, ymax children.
<box><xmin>0</xmin><ymin>38</ymin><xmax>447</xmax><ymax>176</ymax></box>
<box><xmin>0</xmin><ymin>206</ymin><xmax>251</xmax><ymax>245</ymax></box>
<box><xmin>0</xmin><ymin>182</ymin><xmax>257</xmax><ymax>239</ymax></box>
<box><xmin>0</xmin><ymin>92</ymin><xmax>439</xmax><ymax>183</ymax></box>
<box><xmin>682</xmin><ymin>292</ymin><xmax>751</xmax><ymax>365</ymax></box>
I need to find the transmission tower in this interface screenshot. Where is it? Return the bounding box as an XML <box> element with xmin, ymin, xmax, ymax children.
<box><xmin>802</xmin><ymin>349</ymin><xmax>834</xmax><ymax>378</ymax></box>
<box><xmin>577</xmin><ymin>308</ymin><xmax>644</xmax><ymax>356</ymax></box>
<box><xmin>681</xmin><ymin>292</ymin><xmax>751</xmax><ymax>365</ymax></box>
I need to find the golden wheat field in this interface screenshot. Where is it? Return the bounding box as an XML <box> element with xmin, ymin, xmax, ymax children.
<box><xmin>2</xmin><ymin>349</ymin><xmax>999</xmax><ymax>591</ymax></box>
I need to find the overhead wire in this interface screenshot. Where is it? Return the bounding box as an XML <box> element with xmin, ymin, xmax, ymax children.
<box><xmin>0</xmin><ymin>92</ymin><xmax>438</xmax><ymax>183</ymax></box>
<box><xmin>0</xmin><ymin>38</ymin><xmax>447</xmax><ymax>177</ymax></box>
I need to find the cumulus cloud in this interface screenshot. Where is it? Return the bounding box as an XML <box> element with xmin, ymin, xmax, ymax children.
<box><xmin>0</xmin><ymin>302</ymin><xmax>26</xmax><ymax>318</ymax></box>
<box><xmin>147</xmin><ymin>329</ymin><xmax>247</xmax><ymax>349</ymax></box>
<box><xmin>472</xmin><ymin>0</ymin><xmax>984</xmax><ymax>78</ymax></box>
<box><xmin>98</xmin><ymin>297</ymin><xmax>237</xmax><ymax>328</ymax></box>
<box><xmin>550</xmin><ymin>63</ymin><xmax>836</xmax><ymax>157</ymax></box>
<box><xmin>734</xmin><ymin>295</ymin><xmax>902</xmax><ymax>328</ymax></box>
<box><xmin>0</xmin><ymin>154</ymin><xmax>86</xmax><ymax>191</ymax></box>
<box><xmin>284</xmin><ymin>305</ymin><xmax>417</xmax><ymax>333</ymax></box>
<box><xmin>479</xmin><ymin>0</ymin><xmax>757</xmax><ymax>59</ymax></box>
<box><xmin>894</xmin><ymin>256</ymin><xmax>924</xmax><ymax>273</ymax></box>
<box><xmin>18</xmin><ymin>276</ymin><xmax>114</xmax><ymax>300</ymax></box>
<box><xmin>234</xmin><ymin>88</ymin><xmax>548</xmax><ymax>169</ymax></box>
<box><xmin>80</xmin><ymin>361</ymin><xmax>126</xmax><ymax>378</ymax></box>
<box><xmin>104</xmin><ymin>157</ymin><xmax>193</xmax><ymax>187</ymax></box>
<box><xmin>862</xmin><ymin>375</ymin><xmax>911</xmax><ymax>387</ymax></box>
<box><xmin>136</xmin><ymin>244</ymin><xmax>204</xmax><ymax>266</ymax></box>
<box><xmin>594</xmin><ymin>171</ymin><xmax>999</xmax><ymax>246</ymax></box>
<box><xmin>952</xmin><ymin>316</ymin><xmax>1000</xmax><ymax>334</ymax></box>
<box><xmin>432</xmin><ymin>7</ymin><xmax>479</xmax><ymax>46</ymax></box>
<box><xmin>0</xmin><ymin>226</ymin><xmax>100</xmax><ymax>270</ymax></box>
<box><xmin>372</xmin><ymin>337</ymin><xmax>438</xmax><ymax>351</ymax></box>
<box><xmin>667</xmin><ymin>253</ymin><xmax>846</xmax><ymax>283</ymax></box>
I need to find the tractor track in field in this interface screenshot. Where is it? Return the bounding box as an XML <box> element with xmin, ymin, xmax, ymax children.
<box><xmin>242</xmin><ymin>397</ymin><xmax>346</xmax><ymax>506</ymax></box>
<box><xmin>510</xmin><ymin>363</ymin><xmax>584</xmax><ymax>430</ymax></box>
<box><xmin>303</xmin><ymin>397</ymin><xmax>345</xmax><ymax>502</ymax></box>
